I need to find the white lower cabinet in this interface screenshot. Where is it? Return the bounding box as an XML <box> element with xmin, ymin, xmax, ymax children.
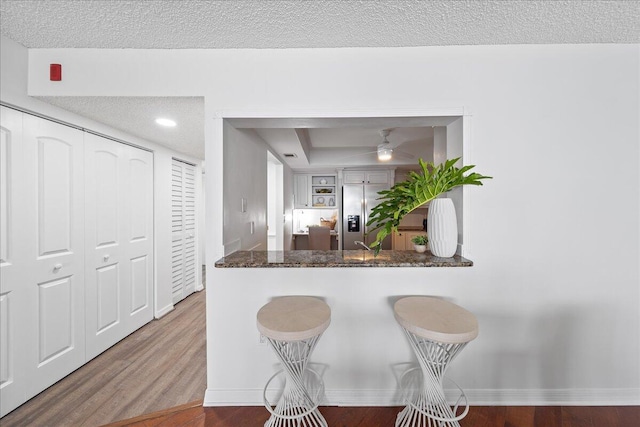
<box><xmin>0</xmin><ymin>106</ymin><xmax>154</xmax><ymax>416</ymax></box>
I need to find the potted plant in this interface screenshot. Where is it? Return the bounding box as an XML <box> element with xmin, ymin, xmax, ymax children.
<box><xmin>366</xmin><ymin>157</ymin><xmax>491</xmax><ymax>255</ymax></box>
<box><xmin>410</xmin><ymin>235</ymin><xmax>428</xmax><ymax>253</ymax></box>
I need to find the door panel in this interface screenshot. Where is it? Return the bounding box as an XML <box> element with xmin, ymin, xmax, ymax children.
<box><xmin>96</xmin><ymin>264</ymin><xmax>119</xmax><ymax>333</ymax></box>
<box><xmin>171</xmin><ymin>159</ymin><xmax>196</xmax><ymax>303</ymax></box>
<box><xmin>129</xmin><ymin>158</ymin><xmax>150</xmax><ymax>241</ymax></box>
<box><xmin>183</xmin><ymin>164</ymin><xmax>196</xmax><ymax>296</ymax></box>
<box><xmin>84</xmin><ymin>134</ymin><xmax>124</xmax><ymax>359</ymax></box>
<box><xmin>0</xmin><ymin>293</ymin><xmax>9</xmax><ymax>382</ymax></box>
<box><xmin>0</xmin><ymin>106</ymin><xmax>27</xmax><ymax>416</ymax></box>
<box><xmin>23</xmin><ymin>114</ymin><xmax>85</xmax><ymax>397</ymax></box>
<box><xmin>130</xmin><ymin>255</ymin><xmax>148</xmax><ymax>314</ymax></box>
<box><xmin>125</xmin><ymin>147</ymin><xmax>153</xmax><ymax>328</ymax></box>
<box><xmin>37</xmin><ymin>138</ymin><xmax>74</xmax><ymax>257</ymax></box>
<box><xmin>171</xmin><ymin>160</ymin><xmax>184</xmax><ymax>303</ymax></box>
<box><xmin>95</xmin><ymin>150</ymin><xmax>119</xmax><ymax>247</ymax></box>
<box><xmin>85</xmin><ymin>136</ymin><xmax>153</xmax><ymax>359</ymax></box>
<box><xmin>1</xmin><ymin>122</ymin><xmax>11</xmax><ymax>264</ymax></box>
<box><xmin>37</xmin><ymin>276</ymin><xmax>74</xmax><ymax>364</ymax></box>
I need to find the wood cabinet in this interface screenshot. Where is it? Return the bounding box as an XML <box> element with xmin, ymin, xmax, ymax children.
<box><xmin>344</xmin><ymin>170</ymin><xmax>389</xmax><ymax>185</ymax></box>
<box><xmin>294</xmin><ymin>174</ymin><xmax>337</xmax><ymax>208</ymax></box>
<box><xmin>393</xmin><ymin>230</ymin><xmax>428</xmax><ymax>250</ymax></box>
<box><xmin>393</xmin><ymin>231</ymin><xmax>408</xmax><ymax>250</ymax></box>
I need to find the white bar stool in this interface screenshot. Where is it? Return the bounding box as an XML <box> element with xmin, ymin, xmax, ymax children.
<box><xmin>257</xmin><ymin>296</ymin><xmax>331</xmax><ymax>427</ymax></box>
<box><xmin>393</xmin><ymin>296</ymin><xmax>478</xmax><ymax>427</ymax></box>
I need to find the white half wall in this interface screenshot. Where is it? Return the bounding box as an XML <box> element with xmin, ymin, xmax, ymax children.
<box><xmin>22</xmin><ymin>42</ymin><xmax>640</xmax><ymax>404</ymax></box>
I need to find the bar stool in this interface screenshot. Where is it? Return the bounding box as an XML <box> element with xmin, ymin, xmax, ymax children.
<box><xmin>257</xmin><ymin>296</ymin><xmax>331</xmax><ymax>427</ymax></box>
<box><xmin>393</xmin><ymin>296</ymin><xmax>478</xmax><ymax>427</ymax></box>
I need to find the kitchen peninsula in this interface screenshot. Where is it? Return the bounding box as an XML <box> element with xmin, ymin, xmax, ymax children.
<box><xmin>207</xmin><ymin>250</ymin><xmax>474</xmax><ymax>408</ymax></box>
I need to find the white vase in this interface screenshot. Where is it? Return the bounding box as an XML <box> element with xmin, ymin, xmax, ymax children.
<box><xmin>413</xmin><ymin>244</ymin><xmax>427</xmax><ymax>253</ymax></box>
<box><xmin>427</xmin><ymin>198</ymin><xmax>458</xmax><ymax>257</ymax></box>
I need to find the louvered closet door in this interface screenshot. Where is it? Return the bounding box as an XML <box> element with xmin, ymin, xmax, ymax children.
<box><xmin>0</xmin><ymin>107</ymin><xmax>28</xmax><ymax>417</ymax></box>
<box><xmin>85</xmin><ymin>134</ymin><xmax>153</xmax><ymax>360</ymax></box>
<box><xmin>21</xmin><ymin>114</ymin><xmax>86</xmax><ymax>398</ymax></box>
<box><xmin>171</xmin><ymin>159</ymin><xmax>196</xmax><ymax>304</ymax></box>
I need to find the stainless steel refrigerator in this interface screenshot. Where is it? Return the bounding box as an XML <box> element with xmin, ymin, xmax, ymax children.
<box><xmin>342</xmin><ymin>184</ymin><xmax>392</xmax><ymax>250</ymax></box>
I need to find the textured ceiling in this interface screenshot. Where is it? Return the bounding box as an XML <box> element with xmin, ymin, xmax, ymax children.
<box><xmin>2</xmin><ymin>0</ymin><xmax>638</xmax><ymax>162</ymax></box>
<box><xmin>1</xmin><ymin>0</ymin><xmax>638</xmax><ymax>49</ymax></box>
<box><xmin>39</xmin><ymin>97</ymin><xmax>205</xmax><ymax>158</ymax></box>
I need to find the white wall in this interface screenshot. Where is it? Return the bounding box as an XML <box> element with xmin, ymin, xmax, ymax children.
<box><xmin>282</xmin><ymin>165</ymin><xmax>294</xmax><ymax>251</ymax></box>
<box><xmin>1</xmin><ymin>35</ymin><xmax>203</xmax><ymax>318</ymax></box>
<box><xmin>447</xmin><ymin>118</ymin><xmax>465</xmax><ymax>247</ymax></box>
<box><xmin>223</xmin><ymin>124</ymin><xmax>268</xmax><ymax>252</ymax></box>
<box><xmin>22</xmin><ymin>43</ymin><xmax>640</xmax><ymax>404</ymax></box>
<box><xmin>223</xmin><ymin>123</ymin><xmax>294</xmax><ymax>253</ymax></box>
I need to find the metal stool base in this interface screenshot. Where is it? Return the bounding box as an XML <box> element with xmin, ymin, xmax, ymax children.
<box><xmin>396</xmin><ymin>329</ymin><xmax>470</xmax><ymax>427</ymax></box>
<box><xmin>263</xmin><ymin>336</ymin><xmax>327</xmax><ymax>427</ymax></box>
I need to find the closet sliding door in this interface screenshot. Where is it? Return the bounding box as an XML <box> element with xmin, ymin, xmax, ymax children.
<box><xmin>85</xmin><ymin>134</ymin><xmax>153</xmax><ymax>360</ymax></box>
<box><xmin>21</xmin><ymin>114</ymin><xmax>86</xmax><ymax>398</ymax></box>
<box><xmin>0</xmin><ymin>108</ymin><xmax>87</xmax><ymax>413</ymax></box>
<box><xmin>0</xmin><ymin>107</ymin><xmax>155</xmax><ymax>416</ymax></box>
<box><xmin>171</xmin><ymin>159</ymin><xmax>196</xmax><ymax>304</ymax></box>
<box><xmin>0</xmin><ymin>107</ymin><xmax>27</xmax><ymax>416</ymax></box>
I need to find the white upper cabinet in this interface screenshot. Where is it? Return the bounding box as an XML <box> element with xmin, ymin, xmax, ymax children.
<box><xmin>293</xmin><ymin>174</ymin><xmax>310</xmax><ymax>208</ymax></box>
<box><xmin>344</xmin><ymin>170</ymin><xmax>389</xmax><ymax>185</ymax></box>
<box><xmin>294</xmin><ymin>174</ymin><xmax>337</xmax><ymax>208</ymax></box>
<box><xmin>343</xmin><ymin>171</ymin><xmax>366</xmax><ymax>184</ymax></box>
<box><xmin>365</xmin><ymin>171</ymin><xmax>389</xmax><ymax>184</ymax></box>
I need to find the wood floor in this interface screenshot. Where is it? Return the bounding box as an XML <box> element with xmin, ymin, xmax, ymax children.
<box><xmin>104</xmin><ymin>403</ymin><xmax>639</xmax><ymax>427</ymax></box>
<box><xmin>1</xmin><ymin>289</ymin><xmax>207</xmax><ymax>427</ymax></box>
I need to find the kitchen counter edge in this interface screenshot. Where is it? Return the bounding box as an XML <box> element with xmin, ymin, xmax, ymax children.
<box><xmin>214</xmin><ymin>250</ymin><xmax>472</xmax><ymax>268</ymax></box>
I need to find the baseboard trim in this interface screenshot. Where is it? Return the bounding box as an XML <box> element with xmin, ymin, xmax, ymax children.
<box><xmin>463</xmin><ymin>388</ymin><xmax>640</xmax><ymax>406</ymax></box>
<box><xmin>204</xmin><ymin>388</ymin><xmax>640</xmax><ymax>407</ymax></box>
<box><xmin>154</xmin><ymin>303</ymin><xmax>174</xmax><ymax>319</ymax></box>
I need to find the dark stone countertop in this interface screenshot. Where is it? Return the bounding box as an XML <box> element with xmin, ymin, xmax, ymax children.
<box><xmin>214</xmin><ymin>250</ymin><xmax>472</xmax><ymax>268</ymax></box>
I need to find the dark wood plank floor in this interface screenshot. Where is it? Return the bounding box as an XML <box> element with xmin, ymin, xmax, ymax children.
<box><xmin>104</xmin><ymin>404</ymin><xmax>640</xmax><ymax>427</ymax></box>
<box><xmin>1</xmin><ymin>290</ymin><xmax>207</xmax><ymax>427</ymax></box>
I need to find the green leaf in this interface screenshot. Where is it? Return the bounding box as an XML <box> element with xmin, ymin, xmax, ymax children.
<box><xmin>365</xmin><ymin>157</ymin><xmax>492</xmax><ymax>255</ymax></box>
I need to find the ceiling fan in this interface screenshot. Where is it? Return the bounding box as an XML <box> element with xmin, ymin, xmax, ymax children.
<box><xmin>374</xmin><ymin>129</ymin><xmax>415</xmax><ymax>162</ymax></box>
<box><xmin>339</xmin><ymin>128</ymin><xmax>416</xmax><ymax>163</ymax></box>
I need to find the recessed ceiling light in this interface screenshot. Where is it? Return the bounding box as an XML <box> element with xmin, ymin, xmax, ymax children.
<box><xmin>155</xmin><ymin>118</ymin><xmax>176</xmax><ymax>127</ymax></box>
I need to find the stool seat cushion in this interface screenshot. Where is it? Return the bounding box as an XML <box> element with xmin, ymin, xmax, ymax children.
<box><xmin>257</xmin><ymin>296</ymin><xmax>331</xmax><ymax>341</ymax></box>
<box><xmin>394</xmin><ymin>296</ymin><xmax>478</xmax><ymax>344</ymax></box>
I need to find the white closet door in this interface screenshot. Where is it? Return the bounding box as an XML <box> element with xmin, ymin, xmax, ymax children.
<box><xmin>182</xmin><ymin>162</ymin><xmax>196</xmax><ymax>297</ymax></box>
<box><xmin>0</xmin><ymin>107</ymin><xmax>28</xmax><ymax>417</ymax></box>
<box><xmin>85</xmin><ymin>134</ymin><xmax>153</xmax><ymax>360</ymax></box>
<box><xmin>21</xmin><ymin>114</ymin><xmax>86</xmax><ymax>398</ymax></box>
<box><xmin>124</xmin><ymin>146</ymin><xmax>154</xmax><ymax>330</ymax></box>
<box><xmin>171</xmin><ymin>159</ymin><xmax>196</xmax><ymax>304</ymax></box>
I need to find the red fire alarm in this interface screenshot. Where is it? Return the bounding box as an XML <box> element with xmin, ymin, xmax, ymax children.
<box><xmin>50</xmin><ymin>64</ymin><xmax>62</xmax><ymax>81</ymax></box>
